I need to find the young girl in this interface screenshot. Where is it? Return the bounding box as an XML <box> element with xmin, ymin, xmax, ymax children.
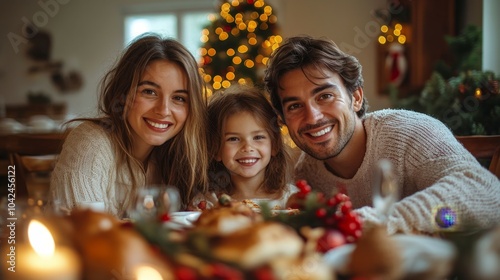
<box><xmin>192</xmin><ymin>85</ymin><xmax>297</xmax><ymax>211</ymax></box>
<box><xmin>49</xmin><ymin>34</ymin><xmax>209</xmax><ymax>218</ymax></box>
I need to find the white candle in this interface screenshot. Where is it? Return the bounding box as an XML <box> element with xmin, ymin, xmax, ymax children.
<box><xmin>5</xmin><ymin>220</ymin><xmax>80</xmax><ymax>280</ymax></box>
<box><xmin>135</xmin><ymin>265</ymin><xmax>164</xmax><ymax>280</ymax></box>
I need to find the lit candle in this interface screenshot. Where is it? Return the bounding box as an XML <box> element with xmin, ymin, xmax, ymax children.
<box><xmin>135</xmin><ymin>265</ymin><xmax>164</xmax><ymax>280</ymax></box>
<box><xmin>5</xmin><ymin>220</ymin><xmax>80</xmax><ymax>280</ymax></box>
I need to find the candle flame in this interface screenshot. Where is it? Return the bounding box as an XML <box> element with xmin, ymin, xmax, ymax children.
<box><xmin>135</xmin><ymin>265</ymin><xmax>163</xmax><ymax>280</ymax></box>
<box><xmin>28</xmin><ymin>220</ymin><xmax>55</xmax><ymax>257</ymax></box>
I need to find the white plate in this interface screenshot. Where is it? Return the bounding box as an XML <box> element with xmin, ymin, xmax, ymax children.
<box><xmin>271</xmin><ymin>209</ymin><xmax>300</xmax><ymax>215</ymax></box>
<box><xmin>323</xmin><ymin>234</ymin><xmax>456</xmax><ymax>278</ymax></box>
<box><xmin>166</xmin><ymin>211</ymin><xmax>201</xmax><ymax>229</ymax></box>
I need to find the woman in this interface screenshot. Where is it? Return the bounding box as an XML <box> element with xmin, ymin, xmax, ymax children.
<box><xmin>49</xmin><ymin>34</ymin><xmax>209</xmax><ymax>218</ymax></box>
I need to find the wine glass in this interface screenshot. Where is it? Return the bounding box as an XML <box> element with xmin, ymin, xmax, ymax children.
<box><xmin>128</xmin><ymin>185</ymin><xmax>181</xmax><ymax>222</ymax></box>
<box><xmin>372</xmin><ymin>159</ymin><xmax>399</xmax><ymax>222</ymax></box>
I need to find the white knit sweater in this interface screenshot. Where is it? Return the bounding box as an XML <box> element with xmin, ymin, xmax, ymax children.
<box><xmin>49</xmin><ymin>121</ymin><xmax>144</xmax><ymax>218</ymax></box>
<box><xmin>294</xmin><ymin>109</ymin><xmax>500</xmax><ymax>234</ymax></box>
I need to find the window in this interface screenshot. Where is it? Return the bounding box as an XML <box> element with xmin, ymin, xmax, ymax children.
<box><xmin>124</xmin><ymin>14</ymin><xmax>177</xmax><ymax>43</ymax></box>
<box><xmin>123</xmin><ymin>0</ymin><xmax>213</xmax><ymax>60</ymax></box>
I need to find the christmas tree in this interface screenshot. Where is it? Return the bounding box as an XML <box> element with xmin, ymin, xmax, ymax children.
<box><xmin>199</xmin><ymin>0</ymin><xmax>281</xmax><ymax>95</ymax></box>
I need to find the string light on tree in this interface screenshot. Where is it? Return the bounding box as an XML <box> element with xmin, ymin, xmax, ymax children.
<box><xmin>378</xmin><ymin>23</ymin><xmax>408</xmax><ymax>45</ymax></box>
<box><xmin>199</xmin><ymin>0</ymin><xmax>282</xmax><ymax>96</ymax></box>
<box><xmin>475</xmin><ymin>87</ymin><xmax>482</xmax><ymax>98</ymax></box>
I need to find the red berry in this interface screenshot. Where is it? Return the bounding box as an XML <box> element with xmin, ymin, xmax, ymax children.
<box><xmin>334</xmin><ymin>193</ymin><xmax>346</xmax><ymax>204</ymax></box>
<box><xmin>344</xmin><ymin>212</ymin><xmax>362</xmax><ymax>225</ymax></box>
<box><xmin>296</xmin><ymin>180</ymin><xmax>312</xmax><ymax>194</ymax></box>
<box><xmin>315</xmin><ymin>208</ymin><xmax>327</xmax><ymax>218</ymax></box>
<box><xmin>159</xmin><ymin>213</ymin><xmax>171</xmax><ymax>222</ymax></box>
<box><xmin>338</xmin><ymin>216</ymin><xmax>362</xmax><ymax>239</ymax></box>
<box><xmin>301</xmin><ymin>185</ymin><xmax>311</xmax><ymax>194</ymax></box>
<box><xmin>341</xmin><ymin>201</ymin><xmax>352</xmax><ymax>214</ymax></box>
<box><xmin>316</xmin><ymin>229</ymin><xmax>347</xmax><ymax>252</ymax></box>
<box><xmin>326</xmin><ymin>196</ymin><xmax>338</xmax><ymax>207</ymax></box>
<box><xmin>301</xmin><ymin>184</ymin><xmax>312</xmax><ymax>194</ymax></box>
<box><xmin>197</xmin><ymin>200</ymin><xmax>207</xmax><ymax>210</ymax></box>
<box><xmin>296</xmin><ymin>179</ymin><xmax>308</xmax><ymax>189</ymax></box>
<box><xmin>175</xmin><ymin>266</ymin><xmax>197</xmax><ymax>280</ymax></box>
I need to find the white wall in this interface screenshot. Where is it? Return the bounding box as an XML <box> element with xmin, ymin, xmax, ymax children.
<box><xmin>0</xmin><ymin>0</ymin><xmax>481</xmax><ymax>117</ymax></box>
<box><xmin>1</xmin><ymin>0</ymin><xmax>132</xmax><ymax>117</ymax></box>
<box><xmin>273</xmin><ymin>0</ymin><xmax>389</xmax><ymax>110</ymax></box>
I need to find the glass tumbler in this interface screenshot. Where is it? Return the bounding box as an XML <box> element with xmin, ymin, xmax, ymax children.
<box><xmin>129</xmin><ymin>185</ymin><xmax>180</xmax><ymax>221</ymax></box>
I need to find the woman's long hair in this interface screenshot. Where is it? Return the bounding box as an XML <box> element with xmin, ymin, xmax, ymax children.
<box><xmin>72</xmin><ymin>33</ymin><xmax>209</xmax><ymax>209</ymax></box>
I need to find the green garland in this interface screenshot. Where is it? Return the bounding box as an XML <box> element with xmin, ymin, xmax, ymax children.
<box><xmin>391</xmin><ymin>25</ymin><xmax>500</xmax><ymax>136</ymax></box>
<box><xmin>391</xmin><ymin>70</ymin><xmax>500</xmax><ymax>136</ymax></box>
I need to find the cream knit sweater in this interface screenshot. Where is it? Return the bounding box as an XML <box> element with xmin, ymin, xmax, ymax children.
<box><xmin>294</xmin><ymin>109</ymin><xmax>500</xmax><ymax>234</ymax></box>
<box><xmin>49</xmin><ymin>121</ymin><xmax>144</xmax><ymax>218</ymax></box>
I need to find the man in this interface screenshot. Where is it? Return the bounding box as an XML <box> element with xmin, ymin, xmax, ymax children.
<box><xmin>264</xmin><ymin>35</ymin><xmax>500</xmax><ymax>235</ymax></box>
